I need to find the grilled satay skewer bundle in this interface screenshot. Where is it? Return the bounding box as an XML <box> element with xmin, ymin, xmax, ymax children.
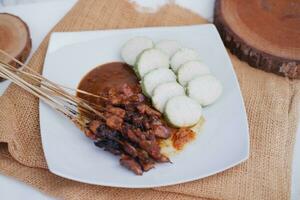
<box><xmin>0</xmin><ymin>50</ymin><xmax>172</xmax><ymax>175</ymax></box>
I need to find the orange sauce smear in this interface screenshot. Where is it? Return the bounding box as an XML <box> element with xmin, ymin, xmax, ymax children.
<box><xmin>171</xmin><ymin>128</ymin><xmax>196</xmax><ymax>151</ymax></box>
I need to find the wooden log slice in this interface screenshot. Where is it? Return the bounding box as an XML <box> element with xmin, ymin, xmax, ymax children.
<box><xmin>214</xmin><ymin>0</ymin><xmax>300</xmax><ymax>79</ymax></box>
<box><xmin>0</xmin><ymin>13</ymin><xmax>32</xmax><ymax>81</ymax></box>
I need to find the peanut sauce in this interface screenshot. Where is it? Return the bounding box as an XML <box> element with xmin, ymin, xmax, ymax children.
<box><xmin>77</xmin><ymin>62</ymin><xmax>196</xmax><ymax>152</ymax></box>
<box><xmin>77</xmin><ymin>62</ymin><xmax>138</xmax><ymax>105</ymax></box>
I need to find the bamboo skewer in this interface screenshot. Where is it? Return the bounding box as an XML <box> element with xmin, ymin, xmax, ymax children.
<box><xmin>0</xmin><ymin>61</ymin><xmax>78</xmax><ymax>118</ymax></box>
<box><xmin>3</xmin><ymin>54</ymin><xmax>108</xmax><ymax>120</ymax></box>
<box><xmin>0</xmin><ymin>58</ymin><xmax>117</xmax><ymax>119</ymax></box>
<box><xmin>0</xmin><ymin>61</ymin><xmax>97</xmax><ymax>127</ymax></box>
<box><xmin>0</xmin><ymin>49</ymin><xmax>106</xmax><ymax>99</ymax></box>
<box><xmin>0</xmin><ymin>50</ymin><xmax>111</xmax><ymax>129</ymax></box>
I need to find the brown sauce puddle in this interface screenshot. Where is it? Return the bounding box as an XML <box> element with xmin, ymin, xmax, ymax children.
<box><xmin>77</xmin><ymin>62</ymin><xmax>196</xmax><ymax>151</ymax></box>
<box><xmin>77</xmin><ymin>62</ymin><xmax>138</xmax><ymax>104</ymax></box>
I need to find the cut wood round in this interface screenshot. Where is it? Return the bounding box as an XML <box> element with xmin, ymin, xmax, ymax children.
<box><xmin>0</xmin><ymin>13</ymin><xmax>32</xmax><ymax>81</ymax></box>
<box><xmin>214</xmin><ymin>0</ymin><xmax>300</xmax><ymax>79</ymax></box>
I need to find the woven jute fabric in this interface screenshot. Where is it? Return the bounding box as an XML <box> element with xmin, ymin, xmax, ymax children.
<box><xmin>0</xmin><ymin>0</ymin><xmax>299</xmax><ymax>199</ymax></box>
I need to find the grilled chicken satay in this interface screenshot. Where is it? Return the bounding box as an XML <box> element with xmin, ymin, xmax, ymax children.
<box><xmin>83</xmin><ymin>84</ymin><xmax>172</xmax><ymax>175</ymax></box>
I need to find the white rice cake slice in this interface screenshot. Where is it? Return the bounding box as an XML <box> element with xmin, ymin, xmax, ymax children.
<box><xmin>141</xmin><ymin>68</ymin><xmax>176</xmax><ymax>97</ymax></box>
<box><xmin>121</xmin><ymin>36</ymin><xmax>154</xmax><ymax>66</ymax></box>
<box><xmin>177</xmin><ymin>61</ymin><xmax>210</xmax><ymax>86</ymax></box>
<box><xmin>165</xmin><ymin>95</ymin><xmax>202</xmax><ymax>127</ymax></box>
<box><xmin>170</xmin><ymin>48</ymin><xmax>200</xmax><ymax>72</ymax></box>
<box><xmin>152</xmin><ymin>82</ymin><xmax>185</xmax><ymax>112</ymax></box>
<box><xmin>135</xmin><ymin>48</ymin><xmax>169</xmax><ymax>78</ymax></box>
<box><xmin>155</xmin><ymin>40</ymin><xmax>182</xmax><ymax>57</ymax></box>
<box><xmin>187</xmin><ymin>75</ymin><xmax>222</xmax><ymax>106</ymax></box>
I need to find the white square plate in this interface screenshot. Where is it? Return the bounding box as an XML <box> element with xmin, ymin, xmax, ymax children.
<box><xmin>40</xmin><ymin>24</ymin><xmax>249</xmax><ymax>188</ymax></box>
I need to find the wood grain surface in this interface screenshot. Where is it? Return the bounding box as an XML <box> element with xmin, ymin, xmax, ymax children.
<box><xmin>0</xmin><ymin>13</ymin><xmax>31</xmax><ymax>81</ymax></box>
<box><xmin>214</xmin><ymin>0</ymin><xmax>300</xmax><ymax>79</ymax></box>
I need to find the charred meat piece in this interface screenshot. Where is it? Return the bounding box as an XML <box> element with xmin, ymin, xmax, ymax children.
<box><xmin>120</xmin><ymin>154</ymin><xmax>143</xmax><ymax>175</ymax></box>
<box><xmin>90</xmin><ymin>122</ymin><xmax>157</xmax><ymax>174</ymax></box>
<box><xmin>128</xmin><ymin>113</ymin><xmax>145</xmax><ymax>130</ymax></box>
<box><xmin>94</xmin><ymin>123</ymin><xmax>122</xmax><ymax>140</ymax></box>
<box><xmin>124</xmin><ymin>108</ymin><xmax>162</xmax><ymax>132</ymax></box>
<box><xmin>94</xmin><ymin>139</ymin><xmax>122</xmax><ymax>155</ymax></box>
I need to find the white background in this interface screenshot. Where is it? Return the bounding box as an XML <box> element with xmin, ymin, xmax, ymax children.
<box><xmin>0</xmin><ymin>0</ymin><xmax>299</xmax><ymax>199</ymax></box>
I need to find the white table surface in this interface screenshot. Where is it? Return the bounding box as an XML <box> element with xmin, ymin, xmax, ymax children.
<box><xmin>0</xmin><ymin>0</ymin><xmax>299</xmax><ymax>199</ymax></box>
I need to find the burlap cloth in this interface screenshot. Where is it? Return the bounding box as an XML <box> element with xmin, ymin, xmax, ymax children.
<box><xmin>0</xmin><ymin>0</ymin><xmax>299</xmax><ymax>199</ymax></box>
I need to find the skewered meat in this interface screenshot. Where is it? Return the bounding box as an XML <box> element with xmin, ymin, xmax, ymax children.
<box><xmin>136</xmin><ymin>150</ymin><xmax>155</xmax><ymax>171</ymax></box>
<box><xmin>105</xmin><ymin>115</ymin><xmax>123</xmax><ymax>130</ymax></box>
<box><xmin>84</xmin><ymin>129</ymin><xmax>97</xmax><ymax>140</ymax></box>
<box><xmin>94</xmin><ymin>139</ymin><xmax>122</xmax><ymax>155</ymax></box>
<box><xmin>77</xmin><ymin>63</ymin><xmax>198</xmax><ymax>175</ymax></box>
<box><xmin>85</xmin><ymin>84</ymin><xmax>173</xmax><ymax>175</ymax></box>
<box><xmin>120</xmin><ymin>154</ymin><xmax>143</xmax><ymax>175</ymax></box>
<box><xmin>88</xmin><ymin>120</ymin><xmax>102</xmax><ymax>133</ymax></box>
<box><xmin>106</xmin><ymin>106</ymin><xmax>126</xmax><ymax>118</ymax></box>
<box><xmin>120</xmin><ymin>141</ymin><xmax>138</xmax><ymax>158</ymax></box>
<box><xmin>137</xmin><ymin>104</ymin><xmax>161</xmax><ymax>117</ymax></box>
<box><xmin>151</xmin><ymin>125</ymin><xmax>171</xmax><ymax>139</ymax></box>
<box><xmin>124</xmin><ymin>128</ymin><xmax>141</xmax><ymax>143</ymax></box>
<box><xmin>138</xmin><ymin>140</ymin><xmax>170</xmax><ymax>163</ymax></box>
